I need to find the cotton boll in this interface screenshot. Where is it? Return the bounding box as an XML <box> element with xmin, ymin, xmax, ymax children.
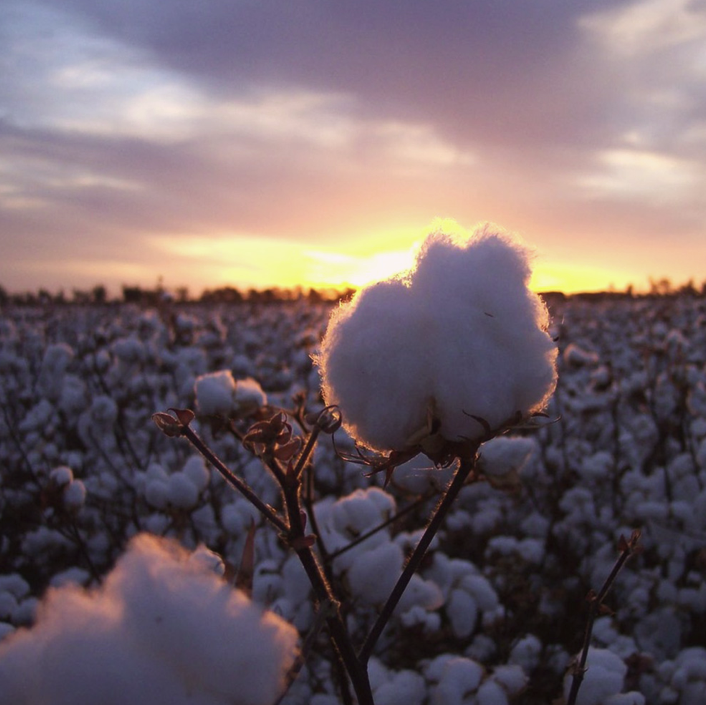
<box><xmin>346</xmin><ymin>541</ymin><xmax>404</xmax><ymax>605</ymax></box>
<box><xmin>509</xmin><ymin>634</ymin><xmax>543</xmax><ymax>671</ymax></box>
<box><xmin>478</xmin><ymin>436</ymin><xmax>537</xmax><ymax>477</ymax></box>
<box><xmin>373</xmin><ymin>669</ymin><xmax>426</xmax><ymax>705</ymax></box>
<box><xmin>563</xmin><ymin>648</ymin><xmax>627</xmax><ymax>705</ymax></box>
<box><xmin>0</xmin><ymin>534</ymin><xmax>299</xmax><ymax>705</ymax></box>
<box><xmin>233</xmin><ymin>377</ymin><xmax>268</xmax><ymax>416</ymax></box>
<box><xmin>428</xmin><ymin>656</ymin><xmax>484</xmax><ymax>705</ymax></box>
<box><xmin>476</xmin><ymin>678</ymin><xmax>509</xmax><ymax>705</ymax></box>
<box><xmin>0</xmin><ymin>592</ymin><xmax>17</xmax><ymax>621</ymax></box>
<box><xmin>62</xmin><ymin>479</ymin><xmax>86</xmax><ymax>511</ymax></box>
<box><xmin>318</xmin><ymin>223</ymin><xmax>557</xmax><ymax>454</ymax></box>
<box><xmin>397</xmin><ymin>574</ymin><xmax>444</xmax><ymax>613</ymax></box>
<box><xmin>446</xmin><ymin>587</ymin><xmax>478</xmax><ymax>638</ymax></box>
<box><xmin>49</xmin><ymin>466</ymin><xmax>73</xmax><ymax>487</ymax></box>
<box><xmin>194</xmin><ymin>369</ymin><xmax>237</xmax><ymax>416</ymax></box>
<box><xmin>182</xmin><ymin>456</ymin><xmax>211</xmax><ymax>494</ymax></box>
<box><xmin>145</xmin><ymin>479</ymin><xmax>169</xmax><ymax>510</ymax></box>
<box><xmin>0</xmin><ymin>575</ymin><xmax>30</xmax><ymax>600</ymax></box>
<box><xmin>166</xmin><ymin>472</ymin><xmax>200</xmax><ymax>509</ymax></box>
<box><xmin>37</xmin><ymin>343</ymin><xmax>74</xmax><ymax>402</ymax></box>
<box><xmin>187</xmin><ymin>545</ymin><xmax>225</xmax><ymax>577</ymax></box>
<box><xmin>389</xmin><ymin>456</ymin><xmax>456</xmax><ymax>494</ymax></box>
<box><xmin>491</xmin><ymin>665</ymin><xmax>528</xmax><ymax>697</ymax></box>
<box><xmin>331</xmin><ymin>488</ymin><xmax>396</xmax><ymax>537</ymax></box>
<box><xmin>563</xmin><ymin>343</ymin><xmax>600</xmax><ymax>368</ymax></box>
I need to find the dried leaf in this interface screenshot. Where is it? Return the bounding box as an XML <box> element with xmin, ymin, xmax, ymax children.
<box><xmin>152</xmin><ymin>412</ymin><xmax>182</xmax><ymax>437</ymax></box>
<box><xmin>235</xmin><ymin>520</ymin><xmax>256</xmax><ymax>598</ymax></box>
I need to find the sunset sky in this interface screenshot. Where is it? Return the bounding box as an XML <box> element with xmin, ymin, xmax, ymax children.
<box><xmin>2</xmin><ymin>0</ymin><xmax>705</xmax><ymax>296</ymax></box>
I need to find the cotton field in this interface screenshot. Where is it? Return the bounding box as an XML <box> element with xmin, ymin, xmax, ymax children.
<box><xmin>1</xmin><ymin>292</ymin><xmax>705</xmax><ymax>705</ymax></box>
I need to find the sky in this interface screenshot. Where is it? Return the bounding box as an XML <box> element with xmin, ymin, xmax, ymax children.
<box><xmin>1</xmin><ymin>0</ymin><xmax>705</xmax><ymax>296</ymax></box>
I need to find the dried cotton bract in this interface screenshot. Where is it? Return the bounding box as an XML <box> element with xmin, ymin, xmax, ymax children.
<box><xmin>317</xmin><ymin>223</ymin><xmax>558</xmax><ymax>455</ymax></box>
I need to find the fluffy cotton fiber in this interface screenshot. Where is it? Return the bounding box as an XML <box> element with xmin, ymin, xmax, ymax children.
<box><xmin>317</xmin><ymin>223</ymin><xmax>557</xmax><ymax>453</ymax></box>
<box><xmin>0</xmin><ymin>534</ymin><xmax>298</xmax><ymax>705</ymax></box>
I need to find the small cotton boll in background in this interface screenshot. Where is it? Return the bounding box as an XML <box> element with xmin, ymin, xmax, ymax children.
<box><xmin>194</xmin><ymin>369</ymin><xmax>237</xmax><ymax>416</ymax></box>
<box><xmin>233</xmin><ymin>377</ymin><xmax>268</xmax><ymax>416</ymax></box>
<box><xmin>478</xmin><ymin>436</ymin><xmax>537</xmax><ymax>477</ymax></box>
<box><xmin>62</xmin><ymin>479</ymin><xmax>86</xmax><ymax>511</ymax></box>
<box><xmin>49</xmin><ymin>466</ymin><xmax>73</xmax><ymax>487</ymax></box>
<box><xmin>0</xmin><ymin>533</ymin><xmax>298</xmax><ymax>705</ymax></box>
<box><xmin>563</xmin><ymin>647</ymin><xmax>627</xmax><ymax>705</ymax></box>
<box><xmin>317</xmin><ymin>222</ymin><xmax>557</xmax><ymax>455</ymax></box>
<box><xmin>194</xmin><ymin>371</ymin><xmax>267</xmax><ymax>417</ymax></box>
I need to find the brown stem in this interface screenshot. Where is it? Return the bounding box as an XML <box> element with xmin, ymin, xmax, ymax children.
<box><xmin>279</xmin><ymin>469</ymin><xmax>374</xmax><ymax>705</ymax></box>
<box><xmin>358</xmin><ymin>452</ymin><xmax>479</xmax><ymax>665</ymax></box>
<box><xmin>181</xmin><ymin>425</ymin><xmax>289</xmax><ymax>534</ymax></box>
<box><xmin>566</xmin><ymin>530</ymin><xmax>641</xmax><ymax>705</ymax></box>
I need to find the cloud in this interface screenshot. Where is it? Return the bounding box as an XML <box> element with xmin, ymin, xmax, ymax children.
<box><xmin>1</xmin><ymin>0</ymin><xmax>705</xmax><ymax>293</ymax></box>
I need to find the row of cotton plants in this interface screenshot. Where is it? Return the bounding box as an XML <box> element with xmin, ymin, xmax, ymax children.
<box><xmin>1</xmin><ymin>260</ymin><xmax>705</xmax><ymax>701</ymax></box>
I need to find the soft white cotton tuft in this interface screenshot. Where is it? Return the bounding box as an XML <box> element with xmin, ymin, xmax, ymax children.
<box><xmin>317</xmin><ymin>223</ymin><xmax>557</xmax><ymax>453</ymax></box>
<box><xmin>194</xmin><ymin>369</ymin><xmax>238</xmax><ymax>416</ymax></box>
<box><xmin>563</xmin><ymin>648</ymin><xmax>627</xmax><ymax>705</ymax></box>
<box><xmin>0</xmin><ymin>534</ymin><xmax>298</xmax><ymax>705</ymax></box>
<box><xmin>195</xmin><ymin>371</ymin><xmax>267</xmax><ymax>417</ymax></box>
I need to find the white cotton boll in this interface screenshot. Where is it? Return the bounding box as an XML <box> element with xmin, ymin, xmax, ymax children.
<box><xmin>397</xmin><ymin>574</ymin><xmax>444</xmax><ymax>613</ymax></box>
<box><xmin>317</xmin><ymin>223</ymin><xmax>558</xmax><ymax>454</ymax></box>
<box><xmin>581</xmin><ymin>451</ymin><xmax>615</xmax><ymax>480</ymax></box>
<box><xmin>373</xmin><ymin>670</ymin><xmax>426</xmax><ymax>705</ymax></box>
<box><xmin>479</xmin><ymin>436</ymin><xmax>537</xmax><ymax>477</ymax></box>
<box><xmin>166</xmin><ymin>473</ymin><xmax>200</xmax><ymax>509</ymax></box>
<box><xmin>62</xmin><ymin>480</ymin><xmax>86</xmax><ymax>511</ymax></box>
<box><xmin>563</xmin><ymin>343</ymin><xmax>600</xmax><ymax>368</ymax></box>
<box><xmin>233</xmin><ymin>377</ymin><xmax>268</xmax><ymax>416</ymax></box>
<box><xmin>145</xmin><ymin>479</ymin><xmax>169</xmax><ymax>510</ymax></box>
<box><xmin>446</xmin><ymin>587</ymin><xmax>478</xmax><ymax>638</ymax></box>
<box><xmin>58</xmin><ymin>374</ymin><xmax>87</xmax><ymax>416</ymax></box>
<box><xmin>0</xmin><ymin>575</ymin><xmax>30</xmax><ymax>600</ymax></box>
<box><xmin>182</xmin><ymin>456</ymin><xmax>210</xmax><ymax>493</ymax></box>
<box><xmin>429</xmin><ymin>656</ymin><xmax>484</xmax><ymax>705</ymax></box>
<box><xmin>187</xmin><ymin>545</ymin><xmax>225</xmax><ymax>577</ymax></box>
<box><xmin>509</xmin><ymin>634</ymin><xmax>543</xmax><ymax>671</ymax></box>
<box><xmin>390</xmin><ymin>456</ymin><xmax>456</xmax><ymax>494</ymax></box>
<box><xmin>49</xmin><ymin>466</ymin><xmax>73</xmax><ymax>487</ymax></box>
<box><xmin>0</xmin><ymin>593</ymin><xmax>17</xmax><ymax>621</ymax></box>
<box><xmin>0</xmin><ymin>534</ymin><xmax>298</xmax><ymax>705</ymax></box>
<box><xmin>331</xmin><ymin>488</ymin><xmax>396</xmax><ymax>537</ymax></box>
<box><xmin>37</xmin><ymin>343</ymin><xmax>74</xmax><ymax>401</ymax></box>
<box><xmin>476</xmin><ymin>678</ymin><xmax>509</xmax><ymax>705</ymax></box>
<box><xmin>281</xmin><ymin>554</ymin><xmax>312</xmax><ymax>606</ymax></box>
<box><xmin>346</xmin><ymin>542</ymin><xmax>404</xmax><ymax>605</ymax></box>
<box><xmin>194</xmin><ymin>369</ymin><xmax>237</xmax><ymax>416</ymax></box>
<box><xmin>400</xmin><ymin>605</ymin><xmax>441</xmax><ymax>632</ymax></box>
<box><xmin>491</xmin><ymin>665</ymin><xmax>528</xmax><ymax>696</ymax></box>
<box><xmin>563</xmin><ymin>648</ymin><xmax>627</xmax><ymax>705</ymax></box>
<box><xmin>49</xmin><ymin>567</ymin><xmax>91</xmax><ymax>588</ymax></box>
<box><xmin>461</xmin><ymin>574</ymin><xmax>499</xmax><ymax>612</ymax></box>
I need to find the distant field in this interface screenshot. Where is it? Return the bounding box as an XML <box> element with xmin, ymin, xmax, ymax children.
<box><xmin>1</xmin><ymin>294</ymin><xmax>705</xmax><ymax>703</ymax></box>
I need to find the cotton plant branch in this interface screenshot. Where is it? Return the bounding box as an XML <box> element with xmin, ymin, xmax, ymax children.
<box><xmin>358</xmin><ymin>448</ymin><xmax>480</xmax><ymax>664</ymax></box>
<box><xmin>152</xmin><ymin>408</ymin><xmax>288</xmax><ymax>534</ymax></box>
<box><xmin>566</xmin><ymin>529</ymin><xmax>642</xmax><ymax>705</ymax></box>
<box><xmin>154</xmin><ymin>405</ymin><xmax>375</xmax><ymax>705</ymax></box>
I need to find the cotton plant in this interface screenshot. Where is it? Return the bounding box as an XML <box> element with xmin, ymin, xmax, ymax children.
<box><xmin>318</xmin><ymin>222</ymin><xmax>557</xmax><ymax>465</ymax></box>
<box><xmin>150</xmin><ymin>221</ymin><xmax>564</xmax><ymax>705</ymax></box>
